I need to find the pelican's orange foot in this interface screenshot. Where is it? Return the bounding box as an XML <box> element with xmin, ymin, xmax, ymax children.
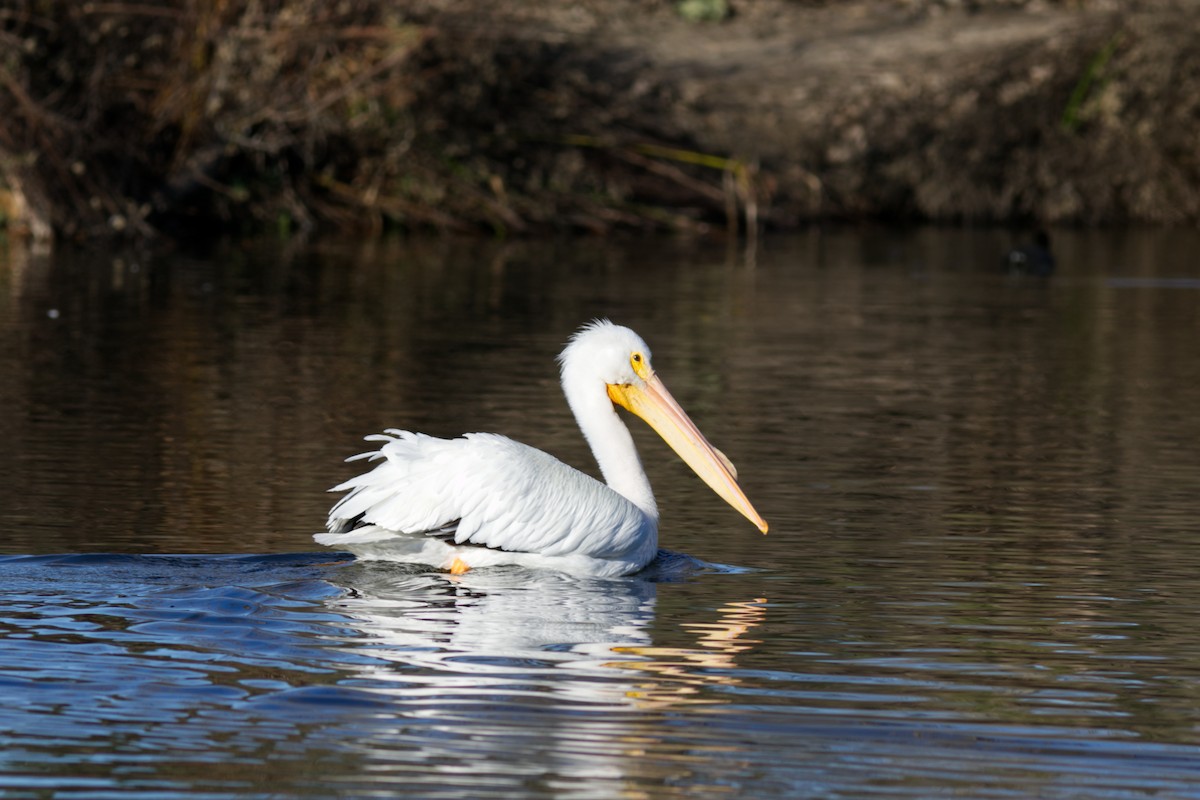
<box><xmin>449</xmin><ymin>557</ymin><xmax>471</xmax><ymax>575</ymax></box>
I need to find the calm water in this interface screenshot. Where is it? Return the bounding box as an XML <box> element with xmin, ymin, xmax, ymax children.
<box><xmin>1</xmin><ymin>229</ymin><xmax>1199</xmax><ymax>798</ymax></box>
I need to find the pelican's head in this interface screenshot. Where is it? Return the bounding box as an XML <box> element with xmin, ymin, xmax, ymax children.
<box><xmin>559</xmin><ymin>319</ymin><xmax>655</xmax><ymax>386</ymax></box>
<box><xmin>559</xmin><ymin>320</ymin><xmax>768</xmax><ymax>533</ymax></box>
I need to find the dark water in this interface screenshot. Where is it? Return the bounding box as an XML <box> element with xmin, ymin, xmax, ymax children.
<box><xmin>2</xmin><ymin>229</ymin><xmax>1200</xmax><ymax>797</ymax></box>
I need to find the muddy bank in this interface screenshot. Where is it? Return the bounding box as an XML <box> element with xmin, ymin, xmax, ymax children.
<box><xmin>1</xmin><ymin>0</ymin><xmax>1197</xmax><ymax>242</ymax></box>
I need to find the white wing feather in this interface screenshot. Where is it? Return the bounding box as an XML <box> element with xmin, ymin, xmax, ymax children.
<box><xmin>324</xmin><ymin>430</ymin><xmax>650</xmax><ymax>560</ymax></box>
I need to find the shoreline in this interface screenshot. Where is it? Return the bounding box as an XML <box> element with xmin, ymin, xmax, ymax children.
<box><xmin>2</xmin><ymin>1</ymin><xmax>1197</xmax><ymax>243</ymax></box>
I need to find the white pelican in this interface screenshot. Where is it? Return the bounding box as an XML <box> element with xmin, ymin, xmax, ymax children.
<box><xmin>315</xmin><ymin>320</ymin><xmax>768</xmax><ymax>577</ymax></box>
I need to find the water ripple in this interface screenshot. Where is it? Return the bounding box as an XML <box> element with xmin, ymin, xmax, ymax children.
<box><xmin>0</xmin><ymin>546</ymin><xmax>1199</xmax><ymax>798</ymax></box>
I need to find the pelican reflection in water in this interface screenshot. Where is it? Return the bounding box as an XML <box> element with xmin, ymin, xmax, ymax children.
<box><xmin>327</xmin><ymin>565</ymin><xmax>767</xmax><ymax>710</ymax></box>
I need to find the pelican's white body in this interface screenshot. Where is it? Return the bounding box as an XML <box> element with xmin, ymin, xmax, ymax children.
<box><xmin>316</xmin><ymin>430</ymin><xmax>658</xmax><ymax>577</ymax></box>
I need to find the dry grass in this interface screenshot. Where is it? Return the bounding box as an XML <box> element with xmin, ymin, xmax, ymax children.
<box><xmin>0</xmin><ymin>1</ymin><xmax>469</xmax><ymax>241</ymax></box>
<box><xmin>4</xmin><ymin>0</ymin><xmax>1198</xmax><ymax>242</ymax></box>
<box><xmin>0</xmin><ymin>0</ymin><xmax>755</xmax><ymax>242</ymax></box>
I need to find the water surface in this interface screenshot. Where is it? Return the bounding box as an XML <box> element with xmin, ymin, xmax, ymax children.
<box><xmin>2</xmin><ymin>229</ymin><xmax>1200</xmax><ymax>797</ymax></box>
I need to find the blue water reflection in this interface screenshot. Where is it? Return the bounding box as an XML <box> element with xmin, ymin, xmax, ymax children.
<box><xmin>4</xmin><ymin>553</ymin><xmax>1200</xmax><ymax>798</ymax></box>
<box><xmin>0</xmin><ymin>553</ymin><xmax>776</xmax><ymax>797</ymax></box>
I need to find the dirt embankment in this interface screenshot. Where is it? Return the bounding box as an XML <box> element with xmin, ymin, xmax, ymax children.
<box><xmin>1</xmin><ymin>0</ymin><xmax>1197</xmax><ymax>242</ymax></box>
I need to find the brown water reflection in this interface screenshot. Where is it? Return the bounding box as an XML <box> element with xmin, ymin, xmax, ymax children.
<box><xmin>3</xmin><ymin>230</ymin><xmax>1199</xmax><ymax>566</ymax></box>
<box><xmin>3</xmin><ymin>229</ymin><xmax>1200</xmax><ymax>789</ymax></box>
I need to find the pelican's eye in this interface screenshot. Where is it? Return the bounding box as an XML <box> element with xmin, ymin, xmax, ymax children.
<box><xmin>630</xmin><ymin>351</ymin><xmax>650</xmax><ymax>379</ymax></box>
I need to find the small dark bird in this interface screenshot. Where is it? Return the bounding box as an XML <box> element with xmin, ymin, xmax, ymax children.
<box><xmin>1005</xmin><ymin>230</ymin><xmax>1055</xmax><ymax>276</ymax></box>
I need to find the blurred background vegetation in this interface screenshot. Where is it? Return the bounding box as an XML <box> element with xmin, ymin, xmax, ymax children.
<box><xmin>1</xmin><ymin>0</ymin><xmax>1197</xmax><ymax>244</ymax></box>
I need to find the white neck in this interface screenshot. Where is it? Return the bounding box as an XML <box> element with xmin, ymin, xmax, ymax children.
<box><xmin>563</xmin><ymin>377</ymin><xmax>658</xmax><ymax>522</ymax></box>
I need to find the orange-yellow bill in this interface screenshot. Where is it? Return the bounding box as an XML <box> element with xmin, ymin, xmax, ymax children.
<box><xmin>608</xmin><ymin>373</ymin><xmax>768</xmax><ymax>533</ymax></box>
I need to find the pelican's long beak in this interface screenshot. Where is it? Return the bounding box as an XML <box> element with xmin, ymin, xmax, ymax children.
<box><xmin>608</xmin><ymin>374</ymin><xmax>769</xmax><ymax>533</ymax></box>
